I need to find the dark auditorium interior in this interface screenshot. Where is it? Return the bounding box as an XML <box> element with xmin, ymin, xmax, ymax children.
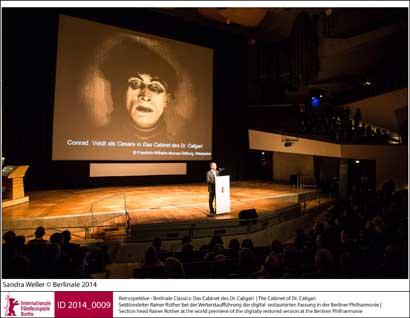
<box><xmin>2</xmin><ymin>7</ymin><xmax>409</xmax><ymax>279</ymax></box>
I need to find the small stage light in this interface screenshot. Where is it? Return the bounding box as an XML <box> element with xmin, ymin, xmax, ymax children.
<box><xmin>311</xmin><ymin>96</ymin><xmax>320</xmax><ymax>108</ymax></box>
<box><xmin>282</xmin><ymin>135</ymin><xmax>298</xmax><ymax>147</ymax></box>
<box><xmin>355</xmin><ymin>160</ymin><xmax>360</xmax><ymax>164</ymax></box>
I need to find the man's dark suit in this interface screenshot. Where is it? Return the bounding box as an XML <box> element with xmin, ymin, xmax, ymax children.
<box><xmin>206</xmin><ymin>169</ymin><xmax>219</xmax><ymax>214</ymax></box>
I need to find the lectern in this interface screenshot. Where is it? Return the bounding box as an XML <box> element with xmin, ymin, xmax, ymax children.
<box><xmin>2</xmin><ymin>165</ymin><xmax>29</xmax><ymax>207</ymax></box>
<box><xmin>215</xmin><ymin>175</ymin><xmax>230</xmax><ymax>214</ymax></box>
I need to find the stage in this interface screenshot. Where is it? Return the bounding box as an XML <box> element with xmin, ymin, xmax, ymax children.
<box><xmin>2</xmin><ymin>181</ymin><xmax>320</xmax><ymax>241</ymax></box>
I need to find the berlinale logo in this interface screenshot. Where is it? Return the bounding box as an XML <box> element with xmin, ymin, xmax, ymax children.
<box><xmin>4</xmin><ymin>295</ymin><xmax>20</xmax><ymax>317</ymax></box>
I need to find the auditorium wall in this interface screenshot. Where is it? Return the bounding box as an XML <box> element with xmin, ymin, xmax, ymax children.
<box><xmin>341</xmin><ymin>88</ymin><xmax>408</xmax><ymax>131</ymax></box>
<box><xmin>272</xmin><ymin>152</ymin><xmax>314</xmax><ymax>183</ymax></box>
<box><xmin>248</xmin><ymin>130</ymin><xmax>341</xmax><ymax>157</ymax></box>
<box><xmin>341</xmin><ymin>144</ymin><xmax>408</xmax><ymax>189</ymax></box>
<box><xmin>249</xmin><ymin>129</ymin><xmax>407</xmax><ymax>189</ymax></box>
<box><xmin>317</xmin><ymin>23</ymin><xmax>403</xmax><ymax>81</ymax></box>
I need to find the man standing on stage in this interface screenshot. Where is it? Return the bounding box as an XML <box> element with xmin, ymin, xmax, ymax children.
<box><xmin>207</xmin><ymin>162</ymin><xmax>219</xmax><ymax>216</ymax></box>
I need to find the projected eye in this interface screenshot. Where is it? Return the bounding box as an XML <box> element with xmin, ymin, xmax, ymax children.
<box><xmin>128</xmin><ymin>79</ymin><xmax>144</xmax><ymax>90</ymax></box>
<box><xmin>148</xmin><ymin>83</ymin><xmax>164</xmax><ymax>94</ymax></box>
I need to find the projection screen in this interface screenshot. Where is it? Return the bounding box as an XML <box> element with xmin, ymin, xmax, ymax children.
<box><xmin>52</xmin><ymin>15</ymin><xmax>213</xmax><ymax>161</ymax></box>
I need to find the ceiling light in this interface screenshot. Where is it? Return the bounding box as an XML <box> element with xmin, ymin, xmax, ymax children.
<box><xmin>282</xmin><ymin>135</ymin><xmax>298</xmax><ymax>147</ymax></box>
<box><xmin>324</xmin><ymin>8</ymin><xmax>333</xmax><ymax>16</ymax></box>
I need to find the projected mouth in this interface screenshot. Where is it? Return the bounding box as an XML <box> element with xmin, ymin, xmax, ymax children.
<box><xmin>135</xmin><ymin>105</ymin><xmax>153</xmax><ymax>113</ymax></box>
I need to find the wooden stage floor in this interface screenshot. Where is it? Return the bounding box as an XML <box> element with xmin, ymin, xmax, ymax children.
<box><xmin>2</xmin><ymin>181</ymin><xmax>315</xmax><ymax>234</ymax></box>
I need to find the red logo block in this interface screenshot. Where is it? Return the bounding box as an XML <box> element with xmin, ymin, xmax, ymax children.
<box><xmin>4</xmin><ymin>295</ymin><xmax>19</xmax><ymax>317</ymax></box>
<box><xmin>55</xmin><ymin>292</ymin><xmax>113</xmax><ymax>318</ymax></box>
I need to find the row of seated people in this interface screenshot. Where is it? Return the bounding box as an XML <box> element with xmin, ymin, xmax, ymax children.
<box><xmin>134</xmin><ymin>186</ymin><xmax>407</xmax><ymax>279</ymax></box>
<box><xmin>2</xmin><ymin>228</ymin><xmax>112</xmax><ymax>278</ymax></box>
<box><xmin>299</xmin><ymin>106</ymin><xmax>397</xmax><ymax>144</ymax></box>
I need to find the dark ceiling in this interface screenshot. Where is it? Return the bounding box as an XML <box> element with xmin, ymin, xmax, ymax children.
<box><xmin>154</xmin><ymin>8</ymin><xmax>408</xmax><ymax>106</ymax></box>
<box><xmin>153</xmin><ymin>8</ymin><xmax>406</xmax><ymax>41</ymax></box>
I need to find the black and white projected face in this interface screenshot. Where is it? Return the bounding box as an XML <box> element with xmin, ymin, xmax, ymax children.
<box><xmin>126</xmin><ymin>74</ymin><xmax>171</xmax><ymax>130</ymax></box>
<box><xmin>52</xmin><ymin>15</ymin><xmax>213</xmax><ymax>161</ymax></box>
